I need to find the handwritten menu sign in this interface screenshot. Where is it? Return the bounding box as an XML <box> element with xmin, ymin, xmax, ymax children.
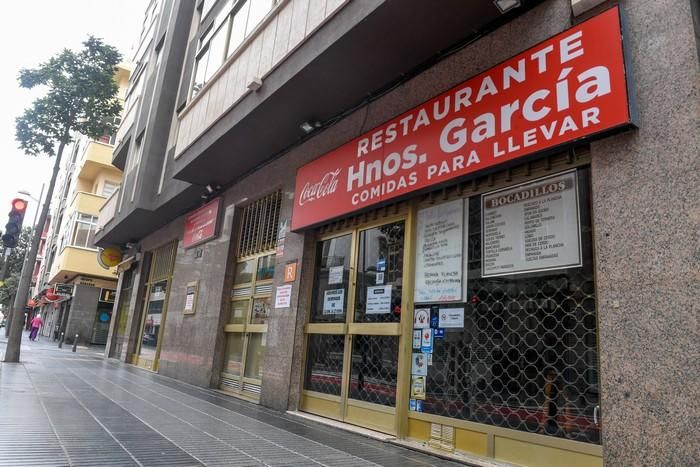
<box><xmin>414</xmin><ymin>199</ymin><xmax>464</xmax><ymax>303</ymax></box>
<box><xmin>482</xmin><ymin>170</ymin><xmax>582</xmax><ymax>277</ymax></box>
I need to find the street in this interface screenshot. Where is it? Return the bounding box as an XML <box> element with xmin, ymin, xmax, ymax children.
<box><xmin>0</xmin><ymin>333</ymin><xmax>461</xmax><ymax>467</ymax></box>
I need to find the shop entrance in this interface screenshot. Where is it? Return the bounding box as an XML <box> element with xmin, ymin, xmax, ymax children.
<box><xmin>133</xmin><ymin>241</ymin><xmax>177</xmax><ymax>371</ymax></box>
<box><xmin>220</xmin><ymin>251</ymin><xmax>274</xmax><ymax>399</ymax></box>
<box><xmin>301</xmin><ymin>216</ymin><xmax>410</xmax><ymax>434</ymax></box>
<box><xmin>219</xmin><ymin>190</ymin><xmax>281</xmax><ymax>401</ymax></box>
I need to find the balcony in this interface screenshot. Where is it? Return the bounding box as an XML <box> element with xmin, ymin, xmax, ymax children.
<box><xmin>96</xmin><ymin>187</ymin><xmax>119</xmax><ymax>234</ymax></box>
<box><xmin>69</xmin><ymin>192</ymin><xmax>107</xmax><ymax>217</ymax></box>
<box><xmin>48</xmin><ymin>246</ymin><xmax>117</xmax><ymax>284</ymax></box>
<box><xmin>77</xmin><ymin>140</ymin><xmax>115</xmax><ymax>180</ymax></box>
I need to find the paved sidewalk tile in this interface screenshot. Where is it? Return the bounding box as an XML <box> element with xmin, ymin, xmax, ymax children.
<box><xmin>0</xmin><ymin>334</ymin><xmax>463</xmax><ymax>467</ymax></box>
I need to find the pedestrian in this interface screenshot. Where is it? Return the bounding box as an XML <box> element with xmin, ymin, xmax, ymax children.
<box><xmin>29</xmin><ymin>314</ymin><xmax>43</xmax><ymax>341</ymax></box>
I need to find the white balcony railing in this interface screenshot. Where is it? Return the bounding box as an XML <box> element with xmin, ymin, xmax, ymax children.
<box><xmin>97</xmin><ymin>186</ymin><xmax>120</xmax><ymax>233</ymax></box>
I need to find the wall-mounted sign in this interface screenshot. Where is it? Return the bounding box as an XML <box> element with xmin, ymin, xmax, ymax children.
<box><xmin>184</xmin><ymin>281</ymin><xmax>199</xmax><ymax>315</ymax></box>
<box><xmin>99</xmin><ymin>288</ymin><xmax>117</xmax><ymax>303</ymax></box>
<box><xmin>482</xmin><ymin>170</ymin><xmax>582</xmax><ymax>277</ymax></box>
<box><xmin>291</xmin><ymin>7</ymin><xmax>633</xmax><ymax>230</ymax></box>
<box><xmin>284</xmin><ymin>261</ymin><xmax>297</xmax><ymax>283</ymax></box>
<box><xmin>274</xmin><ymin>284</ymin><xmax>292</xmax><ymax>309</ymax></box>
<box><xmin>438</xmin><ymin>308</ymin><xmax>464</xmax><ymax>328</ymax></box>
<box><xmin>414</xmin><ymin>199</ymin><xmax>465</xmax><ymax>303</ymax></box>
<box><xmin>97</xmin><ymin>247</ymin><xmax>123</xmax><ymax>269</ymax></box>
<box><xmin>54</xmin><ymin>283</ymin><xmax>74</xmax><ymax>296</ymax></box>
<box><xmin>183</xmin><ymin>197</ymin><xmax>221</xmax><ymax>248</ymax></box>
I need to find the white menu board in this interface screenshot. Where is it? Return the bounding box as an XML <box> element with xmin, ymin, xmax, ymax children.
<box><xmin>482</xmin><ymin>170</ymin><xmax>582</xmax><ymax>277</ymax></box>
<box><xmin>414</xmin><ymin>199</ymin><xmax>465</xmax><ymax>303</ymax></box>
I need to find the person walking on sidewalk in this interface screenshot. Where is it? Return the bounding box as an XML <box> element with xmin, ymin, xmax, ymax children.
<box><xmin>28</xmin><ymin>314</ymin><xmax>43</xmax><ymax>341</ymax></box>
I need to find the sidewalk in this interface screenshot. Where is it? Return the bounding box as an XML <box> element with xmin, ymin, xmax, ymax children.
<box><xmin>0</xmin><ymin>333</ymin><xmax>463</xmax><ymax>467</ymax></box>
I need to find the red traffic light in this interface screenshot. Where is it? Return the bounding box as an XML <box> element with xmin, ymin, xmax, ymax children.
<box><xmin>12</xmin><ymin>198</ymin><xmax>27</xmax><ymax>211</ymax></box>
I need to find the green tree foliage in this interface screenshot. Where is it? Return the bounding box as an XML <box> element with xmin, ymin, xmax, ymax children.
<box><xmin>15</xmin><ymin>36</ymin><xmax>122</xmax><ymax>155</ymax></box>
<box><xmin>0</xmin><ymin>227</ymin><xmax>32</xmax><ymax>306</ymax></box>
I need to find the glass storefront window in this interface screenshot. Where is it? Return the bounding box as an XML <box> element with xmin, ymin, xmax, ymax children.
<box><xmin>250</xmin><ymin>297</ymin><xmax>270</xmax><ymax>325</ymax></box>
<box><xmin>223</xmin><ymin>333</ymin><xmax>244</xmax><ymax>376</ymax></box>
<box><xmin>348</xmin><ymin>335</ymin><xmax>399</xmax><ymax>407</ymax></box>
<box><xmin>244</xmin><ymin>333</ymin><xmax>266</xmax><ymax>380</ymax></box>
<box><xmin>303</xmin><ymin>334</ymin><xmax>344</xmax><ymax>395</ymax></box>
<box><xmin>354</xmin><ymin>222</ymin><xmax>404</xmax><ymax>323</ymax></box>
<box><xmin>234</xmin><ymin>259</ymin><xmax>256</xmax><ymax>284</ymax></box>
<box><xmin>256</xmin><ymin>254</ymin><xmax>275</xmax><ymax>281</ymax></box>
<box><xmin>229</xmin><ymin>299</ymin><xmax>249</xmax><ymax>324</ymax></box>
<box><xmin>311</xmin><ymin>234</ymin><xmax>351</xmax><ymax>323</ymax></box>
<box><xmin>140</xmin><ymin>280</ymin><xmax>167</xmax><ymax>359</ymax></box>
<box><xmin>415</xmin><ymin>168</ymin><xmax>600</xmax><ymax>445</ymax></box>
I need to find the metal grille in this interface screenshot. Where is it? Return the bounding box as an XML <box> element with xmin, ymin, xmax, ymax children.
<box><xmin>416</xmin><ymin>169</ymin><xmax>600</xmax><ymax>445</ymax></box>
<box><xmin>237</xmin><ymin>191</ymin><xmax>281</xmax><ymax>257</ymax></box>
<box><xmin>149</xmin><ymin>241</ymin><xmax>177</xmax><ymax>282</ymax></box>
<box><xmin>304</xmin><ymin>334</ymin><xmax>344</xmax><ymax>396</ymax></box>
<box><xmin>349</xmin><ymin>335</ymin><xmax>399</xmax><ymax>407</ymax></box>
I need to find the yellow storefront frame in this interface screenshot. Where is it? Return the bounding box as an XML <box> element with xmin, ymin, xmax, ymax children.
<box><xmin>300</xmin><ymin>209</ymin><xmax>416</xmax><ymax>436</ymax></box>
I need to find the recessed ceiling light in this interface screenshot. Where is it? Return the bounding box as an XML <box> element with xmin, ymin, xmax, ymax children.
<box><xmin>494</xmin><ymin>0</ymin><xmax>521</xmax><ymax>13</ymax></box>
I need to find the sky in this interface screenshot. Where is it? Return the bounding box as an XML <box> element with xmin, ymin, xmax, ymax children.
<box><xmin>0</xmin><ymin>0</ymin><xmax>146</xmax><ymax>228</ymax></box>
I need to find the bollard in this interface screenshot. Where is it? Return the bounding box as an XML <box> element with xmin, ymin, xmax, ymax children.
<box><xmin>58</xmin><ymin>332</ymin><xmax>64</xmax><ymax>348</ymax></box>
<box><xmin>71</xmin><ymin>334</ymin><xmax>79</xmax><ymax>352</ymax></box>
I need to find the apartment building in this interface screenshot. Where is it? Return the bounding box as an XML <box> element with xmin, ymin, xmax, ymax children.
<box><xmin>33</xmin><ymin>63</ymin><xmax>131</xmax><ymax>345</ymax></box>
<box><xmin>96</xmin><ymin>1</ymin><xmax>700</xmax><ymax>465</ymax></box>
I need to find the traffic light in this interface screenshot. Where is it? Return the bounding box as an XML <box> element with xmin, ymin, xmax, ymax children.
<box><xmin>2</xmin><ymin>198</ymin><xmax>28</xmax><ymax>249</ymax></box>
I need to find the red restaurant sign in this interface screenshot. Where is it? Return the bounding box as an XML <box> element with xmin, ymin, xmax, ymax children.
<box><xmin>292</xmin><ymin>7</ymin><xmax>633</xmax><ymax>230</ymax></box>
<box><xmin>183</xmin><ymin>197</ymin><xmax>221</xmax><ymax>248</ymax></box>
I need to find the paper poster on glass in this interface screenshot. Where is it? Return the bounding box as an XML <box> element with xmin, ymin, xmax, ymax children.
<box><xmin>421</xmin><ymin>328</ymin><xmax>433</xmax><ymax>353</ymax></box>
<box><xmin>412</xmin><ymin>330</ymin><xmax>422</xmax><ymax>349</ymax></box>
<box><xmin>482</xmin><ymin>170</ymin><xmax>582</xmax><ymax>277</ymax></box>
<box><xmin>328</xmin><ymin>266</ymin><xmax>344</xmax><ymax>285</ymax></box>
<box><xmin>366</xmin><ymin>285</ymin><xmax>392</xmax><ymax>314</ymax></box>
<box><xmin>413</xmin><ymin>308</ymin><xmax>430</xmax><ymax>329</ymax></box>
<box><xmin>411</xmin><ymin>352</ymin><xmax>428</xmax><ymax>376</ymax></box>
<box><xmin>438</xmin><ymin>308</ymin><xmax>464</xmax><ymax>328</ymax></box>
<box><xmin>323</xmin><ymin>289</ymin><xmax>345</xmax><ymax>315</ymax></box>
<box><xmin>411</xmin><ymin>376</ymin><xmax>426</xmax><ymax>400</ymax></box>
<box><xmin>414</xmin><ymin>199</ymin><xmax>465</xmax><ymax>303</ymax></box>
<box><xmin>409</xmin><ymin>399</ymin><xmax>417</xmax><ymax>411</ymax></box>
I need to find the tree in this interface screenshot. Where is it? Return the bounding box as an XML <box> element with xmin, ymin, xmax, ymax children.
<box><xmin>4</xmin><ymin>37</ymin><xmax>122</xmax><ymax>362</ymax></box>
<box><xmin>0</xmin><ymin>227</ymin><xmax>32</xmax><ymax>306</ymax></box>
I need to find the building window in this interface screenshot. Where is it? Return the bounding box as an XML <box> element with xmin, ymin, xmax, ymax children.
<box><xmin>191</xmin><ymin>0</ymin><xmax>277</xmax><ymax>98</ymax></box>
<box><xmin>237</xmin><ymin>190</ymin><xmax>281</xmax><ymax>257</ymax></box>
<box><xmin>60</xmin><ymin>213</ymin><xmax>99</xmax><ymax>251</ymax></box>
<box><xmin>102</xmin><ymin>181</ymin><xmax>119</xmax><ymax>198</ymax></box>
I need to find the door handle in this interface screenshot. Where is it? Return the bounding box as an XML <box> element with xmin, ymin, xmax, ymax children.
<box><xmin>594</xmin><ymin>405</ymin><xmax>600</xmax><ymax>426</ymax></box>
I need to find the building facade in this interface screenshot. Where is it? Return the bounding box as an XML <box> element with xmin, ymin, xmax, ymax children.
<box><xmin>97</xmin><ymin>1</ymin><xmax>700</xmax><ymax>465</ymax></box>
<box><xmin>33</xmin><ymin>64</ymin><xmax>131</xmax><ymax>345</ymax></box>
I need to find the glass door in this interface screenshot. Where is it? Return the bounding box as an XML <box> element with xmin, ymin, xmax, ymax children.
<box><xmin>133</xmin><ymin>241</ymin><xmax>177</xmax><ymax>371</ymax></box>
<box><xmin>220</xmin><ymin>252</ymin><xmax>274</xmax><ymax>400</ymax></box>
<box><xmin>302</xmin><ymin>218</ymin><xmax>408</xmax><ymax>434</ymax></box>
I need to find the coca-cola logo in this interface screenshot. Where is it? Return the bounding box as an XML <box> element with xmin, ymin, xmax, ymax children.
<box><xmin>298</xmin><ymin>169</ymin><xmax>340</xmax><ymax>206</ymax></box>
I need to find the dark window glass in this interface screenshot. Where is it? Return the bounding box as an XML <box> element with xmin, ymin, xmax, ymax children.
<box><xmin>354</xmin><ymin>221</ymin><xmax>404</xmax><ymax>323</ymax></box>
<box><xmin>417</xmin><ymin>168</ymin><xmax>600</xmax><ymax>445</ymax></box>
<box><xmin>310</xmin><ymin>234</ymin><xmax>351</xmax><ymax>323</ymax></box>
<box><xmin>349</xmin><ymin>335</ymin><xmax>399</xmax><ymax>407</ymax></box>
<box><xmin>304</xmin><ymin>334</ymin><xmax>344</xmax><ymax>396</ymax></box>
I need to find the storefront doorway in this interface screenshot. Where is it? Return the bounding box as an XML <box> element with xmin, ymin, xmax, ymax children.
<box><xmin>133</xmin><ymin>241</ymin><xmax>177</xmax><ymax>371</ymax></box>
<box><xmin>219</xmin><ymin>191</ymin><xmax>281</xmax><ymax>401</ymax></box>
<box><xmin>301</xmin><ymin>215</ymin><xmax>411</xmax><ymax>434</ymax></box>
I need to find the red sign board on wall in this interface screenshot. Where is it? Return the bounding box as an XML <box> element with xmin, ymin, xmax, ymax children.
<box><xmin>291</xmin><ymin>7</ymin><xmax>633</xmax><ymax>230</ymax></box>
<box><xmin>183</xmin><ymin>197</ymin><xmax>221</xmax><ymax>248</ymax></box>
